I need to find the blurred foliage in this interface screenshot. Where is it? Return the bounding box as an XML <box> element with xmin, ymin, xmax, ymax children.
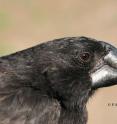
<box><xmin>31</xmin><ymin>8</ymin><xmax>48</xmax><ymax>24</ymax></box>
<box><xmin>0</xmin><ymin>11</ymin><xmax>11</xmax><ymax>31</ymax></box>
<box><xmin>0</xmin><ymin>43</ymin><xmax>14</xmax><ymax>56</ymax></box>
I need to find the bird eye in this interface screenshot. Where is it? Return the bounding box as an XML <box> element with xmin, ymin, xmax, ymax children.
<box><xmin>79</xmin><ymin>52</ymin><xmax>91</xmax><ymax>62</ymax></box>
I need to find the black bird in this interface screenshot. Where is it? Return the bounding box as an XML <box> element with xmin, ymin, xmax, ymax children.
<box><xmin>0</xmin><ymin>36</ymin><xmax>117</xmax><ymax>124</ymax></box>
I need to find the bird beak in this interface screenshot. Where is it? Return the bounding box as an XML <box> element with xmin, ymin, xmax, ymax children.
<box><xmin>91</xmin><ymin>43</ymin><xmax>117</xmax><ymax>89</ymax></box>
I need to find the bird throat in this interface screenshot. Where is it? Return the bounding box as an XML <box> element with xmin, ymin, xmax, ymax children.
<box><xmin>59</xmin><ymin>106</ymin><xmax>88</xmax><ymax>124</ymax></box>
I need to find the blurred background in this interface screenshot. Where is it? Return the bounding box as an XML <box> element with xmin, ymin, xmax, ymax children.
<box><xmin>0</xmin><ymin>0</ymin><xmax>117</xmax><ymax>123</ymax></box>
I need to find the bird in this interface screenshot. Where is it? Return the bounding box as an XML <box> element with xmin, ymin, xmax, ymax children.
<box><xmin>0</xmin><ymin>36</ymin><xmax>116</xmax><ymax>124</ymax></box>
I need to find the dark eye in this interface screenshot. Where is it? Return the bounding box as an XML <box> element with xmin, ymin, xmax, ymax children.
<box><xmin>79</xmin><ymin>52</ymin><xmax>91</xmax><ymax>62</ymax></box>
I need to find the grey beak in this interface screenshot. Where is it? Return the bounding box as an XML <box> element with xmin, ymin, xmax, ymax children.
<box><xmin>91</xmin><ymin>43</ymin><xmax>117</xmax><ymax>89</ymax></box>
<box><xmin>104</xmin><ymin>49</ymin><xmax>117</xmax><ymax>69</ymax></box>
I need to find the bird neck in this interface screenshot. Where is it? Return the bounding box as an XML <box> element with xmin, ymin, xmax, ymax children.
<box><xmin>57</xmin><ymin>89</ymin><xmax>90</xmax><ymax>124</ymax></box>
<box><xmin>59</xmin><ymin>105</ymin><xmax>88</xmax><ymax>124</ymax></box>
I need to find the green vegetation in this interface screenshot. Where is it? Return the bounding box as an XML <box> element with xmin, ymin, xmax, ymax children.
<box><xmin>0</xmin><ymin>43</ymin><xmax>13</xmax><ymax>56</ymax></box>
<box><xmin>0</xmin><ymin>11</ymin><xmax>11</xmax><ymax>31</ymax></box>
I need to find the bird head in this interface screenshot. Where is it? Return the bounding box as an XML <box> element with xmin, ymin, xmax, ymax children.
<box><xmin>35</xmin><ymin>37</ymin><xmax>117</xmax><ymax>108</ymax></box>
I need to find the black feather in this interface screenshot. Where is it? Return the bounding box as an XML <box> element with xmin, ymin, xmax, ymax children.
<box><xmin>0</xmin><ymin>37</ymin><xmax>111</xmax><ymax>124</ymax></box>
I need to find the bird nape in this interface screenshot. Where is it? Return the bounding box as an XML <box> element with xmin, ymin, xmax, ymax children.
<box><xmin>0</xmin><ymin>36</ymin><xmax>117</xmax><ymax>124</ymax></box>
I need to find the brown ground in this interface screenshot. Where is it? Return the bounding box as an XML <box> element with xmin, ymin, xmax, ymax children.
<box><xmin>0</xmin><ymin>0</ymin><xmax>117</xmax><ymax>123</ymax></box>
